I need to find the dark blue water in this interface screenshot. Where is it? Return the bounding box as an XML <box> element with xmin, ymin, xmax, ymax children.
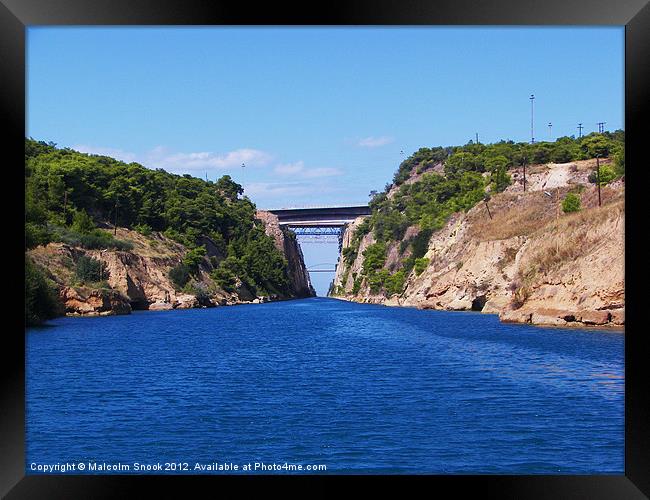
<box><xmin>26</xmin><ymin>298</ymin><xmax>624</xmax><ymax>474</ymax></box>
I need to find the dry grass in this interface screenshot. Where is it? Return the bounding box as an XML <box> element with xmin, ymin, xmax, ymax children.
<box><xmin>509</xmin><ymin>197</ymin><xmax>624</xmax><ymax>308</ymax></box>
<box><xmin>468</xmin><ymin>190</ymin><xmax>569</xmax><ymax>241</ymax></box>
<box><xmin>28</xmin><ymin>244</ymin><xmax>77</xmax><ymax>285</ymax></box>
<box><xmin>468</xmin><ymin>182</ymin><xmax>623</xmax><ymax>242</ymax></box>
<box><xmin>108</xmin><ymin>227</ymin><xmax>185</xmax><ymax>258</ymax></box>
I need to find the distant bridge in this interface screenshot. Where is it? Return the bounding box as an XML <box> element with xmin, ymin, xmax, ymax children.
<box><xmin>265</xmin><ymin>205</ymin><xmax>372</xmax><ymax>278</ymax></box>
<box><xmin>307</xmin><ymin>263</ymin><xmax>338</xmax><ymax>273</ymax></box>
<box><xmin>267</xmin><ymin>205</ymin><xmax>371</xmax><ymax>236</ymax></box>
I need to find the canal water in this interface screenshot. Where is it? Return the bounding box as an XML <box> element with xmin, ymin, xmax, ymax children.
<box><xmin>26</xmin><ymin>297</ymin><xmax>624</xmax><ymax>474</ymax></box>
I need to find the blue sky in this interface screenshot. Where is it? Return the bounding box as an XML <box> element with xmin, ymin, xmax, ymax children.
<box><xmin>27</xmin><ymin>27</ymin><xmax>624</xmax><ymax>294</ymax></box>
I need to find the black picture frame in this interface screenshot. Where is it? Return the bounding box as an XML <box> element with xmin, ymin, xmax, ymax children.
<box><xmin>3</xmin><ymin>0</ymin><xmax>649</xmax><ymax>497</ymax></box>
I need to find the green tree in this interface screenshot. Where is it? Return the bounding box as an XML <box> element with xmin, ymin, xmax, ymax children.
<box><xmin>362</xmin><ymin>243</ymin><xmax>387</xmax><ymax>275</ymax></box>
<box><xmin>215</xmin><ymin>175</ymin><xmax>243</xmax><ymax>200</ymax></box>
<box><xmin>183</xmin><ymin>245</ymin><xmax>207</xmax><ymax>272</ymax></box>
<box><xmin>486</xmin><ymin>156</ymin><xmax>511</xmax><ymax>193</ymax></box>
<box><xmin>588</xmin><ymin>164</ymin><xmax>617</xmax><ymax>186</ymax></box>
<box><xmin>562</xmin><ymin>192</ymin><xmax>582</xmax><ymax>213</ymax></box>
<box><xmin>169</xmin><ymin>263</ymin><xmax>192</xmax><ymax>289</ymax></box>
<box><xmin>581</xmin><ymin>135</ymin><xmax>612</xmax><ymax>159</ymax></box>
<box><xmin>613</xmin><ymin>148</ymin><xmax>625</xmax><ymax>176</ymax></box>
<box><xmin>71</xmin><ymin>209</ymin><xmax>96</xmax><ymax>234</ymax></box>
<box><xmin>414</xmin><ymin>257</ymin><xmax>429</xmax><ymax>275</ymax></box>
<box><xmin>385</xmin><ymin>270</ymin><xmax>406</xmax><ymax>296</ymax></box>
<box><xmin>75</xmin><ymin>255</ymin><xmax>107</xmax><ymax>283</ymax></box>
<box><xmin>25</xmin><ymin>258</ymin><xmax>61</xmax><ymax>326</ymax></box>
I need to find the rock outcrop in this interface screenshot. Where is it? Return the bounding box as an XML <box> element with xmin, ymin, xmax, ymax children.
<box><xmin>29</xmin><ymin>213</ymin><xmax>314</xmax><ymax>317</ymax></box>
<box><xmin>256</xmin><ymin>210</ymin><xmax>315</xmax><ymax>298</ymax></box>
<box><xmin>331</xmin><ymin>159</ymin><xmax>624</xmax><ymax>329</ymax></box>
<box><xmin>60</xmin><ymin>286</ymin><xmax>132</xmax><ymax>316</ymax></box>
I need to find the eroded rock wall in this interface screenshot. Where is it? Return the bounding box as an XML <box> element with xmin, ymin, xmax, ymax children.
<box><xmin>256</xmin><ymin>210</ymin><xmax>315</xmax><ymax>298</ymax></box>
<box><xmin>29</xmin><ymin>213</ymin><xmax>315</xmax><ymax>317</ymax></box>
<box><xmin>331</xmin><ymin>160</ymin><xmax>624</xmax><ymax>329</ymax></box>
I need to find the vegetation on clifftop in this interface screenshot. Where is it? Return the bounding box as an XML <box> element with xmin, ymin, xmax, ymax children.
<box><xmin>335</xmin><ymin>131</ymin><xmax>624</xmax><ymax>298</ymax></box>
<box><xmin>25</xmin><ymin>138</ymin><xmax>293</xmax><ymax>323</ymax></box>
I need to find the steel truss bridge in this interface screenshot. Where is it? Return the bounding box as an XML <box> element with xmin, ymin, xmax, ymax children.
<box><xmin>266</xmin><ymin>205</ymin><xmax>372</xmax><ymax>265</ymax></box>
<box><xmin>290</xmin><ymin>226</ymin><xmax>343</xmax><ymax>236</ymax></box>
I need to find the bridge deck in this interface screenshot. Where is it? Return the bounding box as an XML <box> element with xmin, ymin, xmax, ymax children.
<box><xmin>268</xmin><ymin>205</ymin><xmax>371</xmax><ymax>226</ymax></box>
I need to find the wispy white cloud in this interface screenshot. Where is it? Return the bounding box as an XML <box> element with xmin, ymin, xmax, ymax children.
<box><xmin>147</xmin><ymin>147</ymin><xmax>272</xmax><ymax>171</ymax></box>
<box><xmin>73</xmin><ymin>144</ymin><xmax>138</xmax><ymax>163</ymax></box>
<box><xmin>357</xmin><ymin>136</ymin><xmax>394</xmax><ymax>148</ymax></box>
<box><xmin>244</xmin><ymin>181</ymin><xmax>315</xmax><ymax>198</ymax></box>
<box><xmin>274</xmin><ymin>161</ymin><xmax>305</xmax><ymax>175</ymax></box>
<box><xmin>73</xmin><ymin>143</ymin><xmax>273</xmax><ymax>174</ymax></box>
<box><xmin>273</xmin><ymin>160</ymin><xmax>342</xmax><ymax>178</ymax></box>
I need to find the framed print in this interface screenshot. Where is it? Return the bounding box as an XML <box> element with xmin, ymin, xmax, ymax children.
<box><xmin>3</xmin><ymin>0</ymin><xmax>649</xmax><ymax>497</ymax></box>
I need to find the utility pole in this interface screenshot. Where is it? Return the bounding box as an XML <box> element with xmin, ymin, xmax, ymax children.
<box><xmin>475</xmin><ymin>132</ymin><xmax>479</xmax><ymax>145</ymax></box>
<box><xmin>113</xmin><ymin>197</ymin><xmax>119</xmax><ymax>236</ymax></box>
<box><xmin>577</xmin><ymin>123</ymin><xmax>584</xmax><ymax>138</ymax></box>
<box><xmin>63</xmin><ymin>191</ymin><xmax>68</xmax><ymax>224</ymax></box>
<box><xmin>548</xmin><ymin>122</ymin><xmax>552</xmax><ymax>139</ymax></box>
<box><xmin>530</xmin><ymin>94</ymin><xmax>535</xmax><ymax>144</ymax></box>
<box><xmin>99</xmin><ymin>249</ymin><xmax>105</xmax><ymax>282</ymax></box>
<box><xmin>595</xmin><ymin>154</ymin><xmax>602</xmax><ymax>207</ymax></box>
<box><xmin>484</xmin><ymin>195</ymin><xmax>493</xmax><ymax>219</ymax></box>
<box><xmin>597</xmin><ymin>122</ymin><xmax>606</xmax><ymax>134</ymax></box>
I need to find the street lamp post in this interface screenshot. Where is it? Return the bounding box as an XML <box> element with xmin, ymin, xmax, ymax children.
<box><xmin>241</xmin><ymin>162</ymin><xmax>245</xmax><ymax>194</ymax></box>
<box><xmin>530</xmin><ymin>94</ymin><xmax>535</xmax><ymax>144</ymax></box>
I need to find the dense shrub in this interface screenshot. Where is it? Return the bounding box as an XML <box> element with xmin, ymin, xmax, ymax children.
<box><xmin>562</xmin><ymin>192</ymin><xmax>582</xmax><ymax>213</ymax></box>
<box><xmin>71</xmin><ymin>209</ymin><xmax>95</xmax><ymax>234</ymax></box>
<box><xmin>362</xmin><ymin>243</ymin><xmax>387</xmax><ymax>276</ymax></box>
<box><xmin>25</xmin><ymin>258</ymin><xmax>61</xmax><ymax>326</ymax></box>
<box><xmin>385</xmin><ymin>270</ymin><xmax>406</xmax><ymax>296</ymax></box>
<box><xmin>184</xmin><ymin>282</ymin><xmax>212</xmax><ymax>304</ymax></box>
<box><xmin>588</xmin><ymin>164</ymin><xmax>617</xmax><ymax>186</ymax></box>
<box><xmin>183</xmin><ymin>245</ymin><xmax>207</xmax><ymax>272</ymax></box>
<box><xmin>414</xmin><ymin>257</ymin><xmax>429</xmax><ymax>275</ymax></box>
<box><xmin>75</xmin><ymin>255</ymin><xmax>107</xmax><ymax>283</ymax></box>
<box><xmin>368</xmin><ymin>269</ymin><xmax>389</xmax><ymax>293</ymax></box>
<box><xmin>169</xmin><ymin>263</ymin><xmax>191</xmax><ymax>289</ymax></box>
<box><xmin>211</xmin><ymin>256</ymin><xmax>241</xmax><ymax>292</ymax></box>
<box><xmin>613</xmin><ymin>148</ymin><xmax>625</xmax><ymax>176</ymax></box>
<box><xmin>25</xmin><ymin>222</ymin><xmax>51</xmax><ymax>249</ymax></box>
<box><xmin>51</xmin><ymin>225</ymin><xmax>133</xmax><ymax>251</ymax></box>
<box><xmin>352</xmin><ymin>277</ymin><xmax>362</xmax><ymax>294</ymax></box>
<box><xmin>342</xmin><ymin>246</ymin><xmax>358</xmax><ymax>265</ymax></box>
<box><xmin>134</xmin><ymin>223</ymin><xmax>152</xmax><ymax>236</ymax></box>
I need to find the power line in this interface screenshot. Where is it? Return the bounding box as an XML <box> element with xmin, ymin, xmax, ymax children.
<box><xmin>578</xmin><ymin>123</ymin><xmax>584</xmax><ymax>138</ymax></box>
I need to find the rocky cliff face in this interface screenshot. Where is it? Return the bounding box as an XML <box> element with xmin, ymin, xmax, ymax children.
<box><xmin>332</xmin><ymin>159</ymin><xmax>624</xmax><ymax>329</ymax></box>
<box><xmin>29</xmin><ymin>211</ymin><xmax>314</xmax><ymax>317</ymax></box>
<box><xmin>256</xmin><ymin>210</ymin><xmax>315</xmax><ymax>298</ymax></box>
